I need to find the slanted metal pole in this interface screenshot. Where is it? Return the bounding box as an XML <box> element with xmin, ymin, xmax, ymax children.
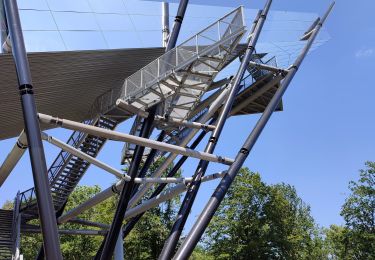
<box><xmin>159</xmin><ymin>1</ymin><xmax>272</xmax><ymax>258</ymax></box>
<box><xmin>165</xmin><ymin>0</ymin><xmax>189</xmax><ymax>51</ymax></box>
<box><xmin>3</xmin><ymin>0</ymin><xmax>62</xmax><ymax>259</ymax></box>
<box><xmin>162</xmin><ymin>2</ymin><xmax>169</xmax><ymax>47</ymax></box>
<box><xmin>38</xmin><ymin>113</ymin><xmax>234</xmax><ymax>165</ymax></box>
<box><xmin>97</xmin><ymin>108</ymin><xmax>156</xmax><ymax>260</ymax></box>
<box><xmin>123</xmin><ymin>127</ymin><xmax>210</xmax><ymax>238</ymax></box>
<box><xmin>41</xmin><ymin>132</ymin><xmax>126</xmax><ymax>180</ymax></box>
<box><xmin>0</xmin><ymin>131</ymin><xmax>27</xmax><ymax>187</ymax></box>
<box><xmin>123</xmin><ymin>172</ymin><xmax>226</xmax><ymax>221</ymax></box>
<box><xmin>114</xmin><ymin>233</ymin><xmax>124</xmax><ymax>260</ymax></box>
<box><xmin>174</xmin><ymin>3</ymin><xmax>335</xmax><ymax>258</ymax></box>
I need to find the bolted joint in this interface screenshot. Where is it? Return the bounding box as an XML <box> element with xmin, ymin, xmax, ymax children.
<box><xmin>240</xmin><ymin>147</ymin><xmax>249</xmax><ymax>155</ymax></box>
<box><xmin>16</xmin><ymin>140</ymin><xmax>28</xmax><ymax>149</ymax></box>
<box><xmin>209</xmin><ymin>136</ymin><xmax>218</xmax><ymax>144</ymax></box>
<box><xmin>175</xmin><ymin>15</ymin><xmax>183</xmax><ymax>23</ymax></box>
<box><xmin>19</xmin><ymin>84</ymin><xmax>33</xmax><ymax>95</ymax></box>
<box><xmin>112</xmin><ymin>184</ymin><xmax>121</xmax><ymax>194</ymax></box>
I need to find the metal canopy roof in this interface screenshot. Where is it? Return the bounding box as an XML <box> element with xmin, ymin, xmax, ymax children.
<box><xmin>0</xmin><ymin>47</ymin><xmax>165</xmax><ymax>140</ymax></box>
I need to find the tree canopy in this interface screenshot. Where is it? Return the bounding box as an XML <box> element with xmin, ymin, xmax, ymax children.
<box><xmin>3</xmin><ymin>162</ymin><xmax>373</xmax><ymax>259</ymax></box>
<box><xmin>204</xmin><ymin>168</ymin><xmax>326</xmax><ymax>259</ymax></box>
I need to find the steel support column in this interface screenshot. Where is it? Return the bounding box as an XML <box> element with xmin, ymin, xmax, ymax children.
<box><xmin>162</xmin><ymin>2</ymin><xmax>169</xmax><ymax>48</ymax></box>
<box><xmin>173</xmin><ymin>3</ymin><xmax>335</xmax><ymax>258</ymax></box>
<box><xmin>165</xmin><ymin>0</ymin><xmax>189</xmax><ymax>51</ymax></box>
<box><xmin>3</xmin><ymin>0</ymin><xmax>62</xmax><ymax>259</ymax></box>
<box><xmin>114</xmin><ymin>232</ymin><xmax>124</xmax><ymax>260</ymax></box>
<box><xmin>97</xmin><ymin>108</ymin><xmax>156</xmax><ymax>260</ymax></box>
<box><xmin>159</xmin><ymin>1</ymin><xmax>272</xmax><ymax>258</ymax></box>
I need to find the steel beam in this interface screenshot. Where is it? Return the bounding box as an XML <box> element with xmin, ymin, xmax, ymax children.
<box><xmin>38</xmin><ymin>113</ymin><xmax>234</xmax><ymax>165</ymax></box>
<box><xmin>123</xmin><ymin>172</ymin><xmax>226</xmax><ymax>220</ymax></box>
<box><xmin>173</xmin><ymin>3</ymin><xmax>335</xmax><ymax>258</ymax></box>
<box><xmin>69</xmin><ymin>218</ymin><xmax>110</xmax><ymax>230</ymax></box>
<box><xmin>155</xmin><ymin>116</ymin><xmax>216</xmax><ymax>131</ymax></box>
<box><xmin>3</xmin><ymin>0</ymin><xmax>62</xmax><ymax>258</ymax></box>
<box><xmin>159</xmin><ymin>1</ymin><xmax>273</xmax><ymax>258</ymax></box>
<box><xmin>41</xmin><ymin>132</ymin><xmax>126</xmax><ymax>180</ymax></box>
<box><xmin>0</xmin><ymin>131</ymin><xmax>27</xmax><ymax>187</ymax></box>
<box><xmin>23</xmin><ymin>228</ymin><xmax>107</xmax><ymax>236</ymax></box>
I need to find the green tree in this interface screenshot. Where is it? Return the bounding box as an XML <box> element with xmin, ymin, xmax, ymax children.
<box><xmin>18</xmin><ymin>182</ymin><xmax>180</xmax><ymax>259</ymax></box>
<box><xmin>326</xmin><ymin>161</ymin><xmax>375</xmax><ymax>260</ymax></box>
<box><xmin>205</xmin><ymin>168</ymin><xmax>325</xmax><ymax>260</ymax></box>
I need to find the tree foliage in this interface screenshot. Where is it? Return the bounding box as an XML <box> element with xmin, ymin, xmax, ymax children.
<box><xmin>205</xmin><ymin>168</ymin><xmax>325</xmax><ymax>259</ymax></box>
<box><xmin>19</xmin><ymin>183</ymin><xmax>180</xmax><ymax>259</ymax></box>
<box><xmin>325</xmin><ymin>161</ymin><xmax>375</xmax><ymax>259</ymax></box>
<box><xmin>4</xmin><ymin>162</ymin><xmax>373</xmax><ymax>259</ymax></box>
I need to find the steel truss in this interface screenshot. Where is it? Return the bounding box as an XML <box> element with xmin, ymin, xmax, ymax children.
<box><xmin>0</xmin><ymin>0</ymin><xmax>335</xmax><ymax>259</ymax></box>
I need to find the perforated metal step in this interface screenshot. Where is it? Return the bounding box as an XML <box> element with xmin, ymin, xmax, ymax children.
<box><xmin>0</xmin><ymin>209</ymin><xmax>13</xmax><ymax>260</ymax></box>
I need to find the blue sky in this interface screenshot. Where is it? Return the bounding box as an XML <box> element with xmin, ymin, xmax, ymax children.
<box><xmin>0</xmin><ymin>0</ymin><xmax>374</xmax><ymax>233</ymax></box>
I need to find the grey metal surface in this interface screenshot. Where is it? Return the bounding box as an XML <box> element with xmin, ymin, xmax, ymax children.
<box><xmin>0</xmin><ymin>47</ymin><xmax>165</xmax><ymax>140</ymax></box>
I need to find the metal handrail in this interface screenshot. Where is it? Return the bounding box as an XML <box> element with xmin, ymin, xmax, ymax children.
<box><xmin>92</xmin><ymin>7</ymin><xmax>245</xmax><ymax>116</ymax></box>
<box><xmin>11</xmin><ymin>191</ymin><xmax>21</xmax><ymax>260</ymax></box>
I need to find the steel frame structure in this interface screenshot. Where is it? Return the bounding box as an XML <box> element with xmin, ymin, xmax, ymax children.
<box><xmin>0</xmin><ymin>0</ymin><xmax>335</xmax><ymax>259</ymax></box>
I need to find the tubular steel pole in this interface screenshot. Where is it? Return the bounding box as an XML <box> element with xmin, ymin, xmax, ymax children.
<box><xmin>174</xmin><ymin>3</ymin><xmax>335</xmax><ymax>259</ymax></box>
<box><xmin>165</xmin><ymin>0</ymin><xmax>189</xmax><ymax>51</ymax></box>
<box><xmin>97</xmin><ymin>108</ymin><xmax>156</xmax><ymax>260</ymax></box>
<box><xmin>3</xmin><ymin>0</ymin><xmax>62</xmax><ymax>259</ymax></box>
<box><xmin>159</xmin><ymin>1</ymin><xmax>272</xmax><ymax>258</ymax></box>
<box><xmin>162</xmin><ymin>2</ymin><xmax>169</xmax><ymax>48</ymax></box>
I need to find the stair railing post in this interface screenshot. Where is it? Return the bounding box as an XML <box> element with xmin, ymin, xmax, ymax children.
<box><xmin>3</xmin><ymin>0</ymin><xmax>62</xmax><ymax>259</ymax></box>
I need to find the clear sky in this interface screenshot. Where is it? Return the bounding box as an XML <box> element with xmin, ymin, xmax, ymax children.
<box><xmin>0</xmin><ymin>0</ymin><xmax>374</xmax><ymax>234</ymax></box>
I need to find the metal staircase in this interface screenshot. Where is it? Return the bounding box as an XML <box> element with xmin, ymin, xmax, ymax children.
<box><xmin>20</xmin><ymin>116</ymin><xmax>121</xmax><ymax>217</ymax></box>
<box><xmin>114</xmin><ymin>8</ymin><xmax>246</xmax><ymax>164</ymax></box>
<box><xmin>0</xmin><ymin>209</ymin><xmax>13</xmax><ymax>259</ymax></box>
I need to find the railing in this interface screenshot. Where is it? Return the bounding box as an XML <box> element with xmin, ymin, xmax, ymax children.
<box><xmin>93</xmin><ymin>7</ymin><xmax>245</xmax><ymax>116</ymax></box>
<box><xmin>122</xmin><ymin>7</ymin><xmax>244</xmax><ymax>102</ymax></box>
<box><xmin>19</xmin><ymin>116</ymin><xmax>99</xmax><ymax>211</ymax></box>
<box><xmin>11</xmin><ymin>192</ymin><xmax>21</xmax><ymax>260</ymax></box>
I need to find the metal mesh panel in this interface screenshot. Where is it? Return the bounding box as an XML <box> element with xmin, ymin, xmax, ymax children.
<box><xmin>120</xmin><ymin>7</ymin><xmax>245</xmax><ymax>103</ymax></box>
